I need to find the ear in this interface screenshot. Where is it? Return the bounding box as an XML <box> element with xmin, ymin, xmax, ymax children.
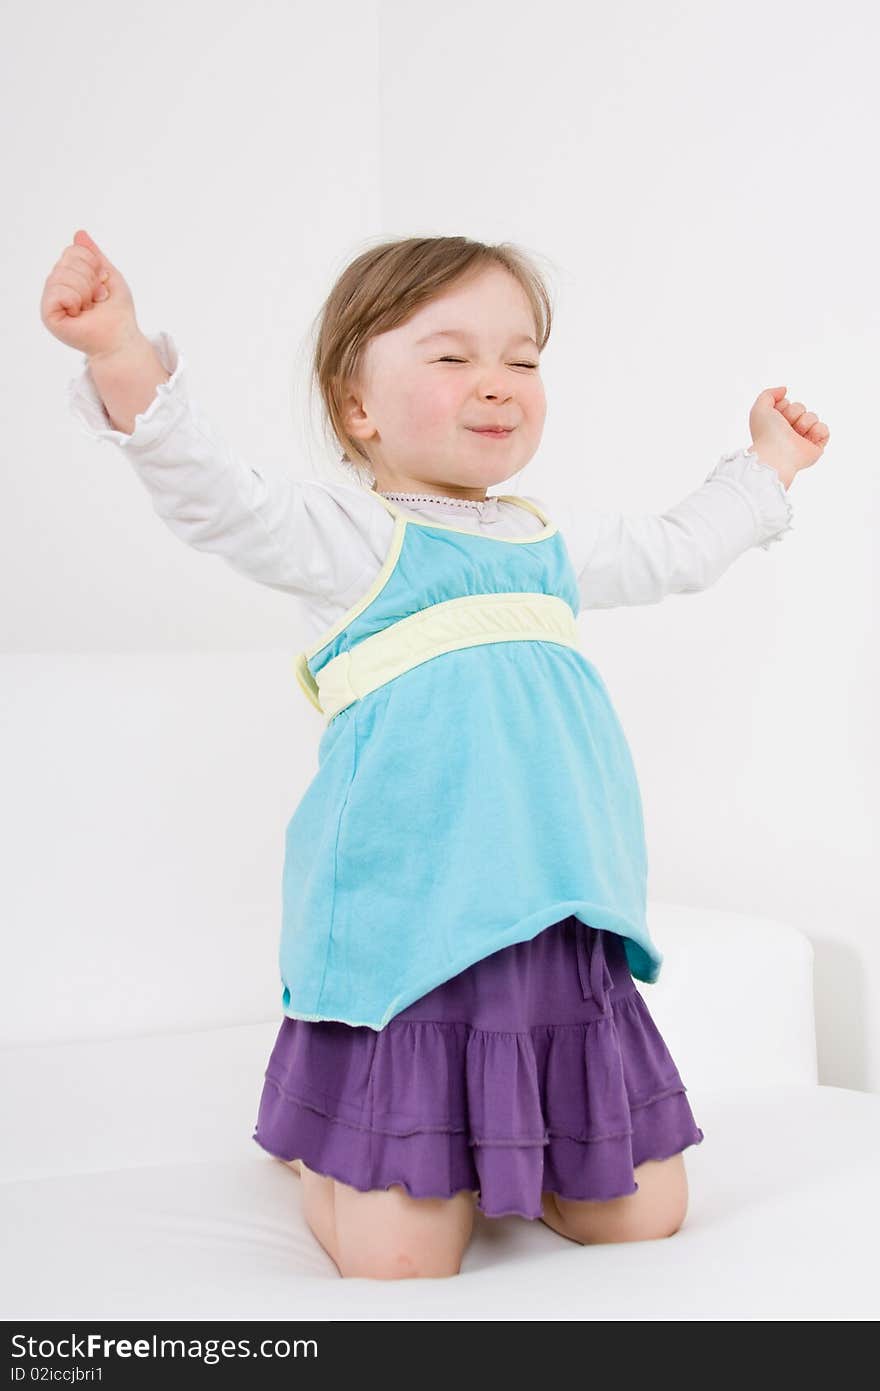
<box><xmin>341</xmin><ymin>388</ymin><xmax>377</xmax><ymax>447</ymax></box>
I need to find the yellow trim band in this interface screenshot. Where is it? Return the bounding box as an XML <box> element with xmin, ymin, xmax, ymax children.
<box><xmin>299</xmin><ymin>591</ymin><xmax>579</xmax><ymax>721</ymax></box>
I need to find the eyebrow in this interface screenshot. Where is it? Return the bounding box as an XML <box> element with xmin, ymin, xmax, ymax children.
<box><xmin>416</xmin><ymin>329</ymin><xmax>538</xmax><ymax>348</ymax></box>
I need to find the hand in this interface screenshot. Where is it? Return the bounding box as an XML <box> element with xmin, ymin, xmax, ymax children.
<box><xmin>747</xmin><ymin>386</ymin><xmax>831</xmax><ymax>490</ymax></box>
<box><xmin>39</xmin><ymin>229</ymin><xmax>140</xmax><ymax>359</ymax></box>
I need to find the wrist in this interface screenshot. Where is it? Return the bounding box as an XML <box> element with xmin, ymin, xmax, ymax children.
<box><xmin>88</xmin><ymin>326</ymin><xmax>150</xmax><ymax>370</ymax></box>
<box><xmin>746</xmin><ymin>444</ymin><xmax>796</xmax><ymax>491</ymax></box>
<box><xmin>86</xmin><ymin>330</ymin><xmax>172</xmax><ymax>436</ymax></box>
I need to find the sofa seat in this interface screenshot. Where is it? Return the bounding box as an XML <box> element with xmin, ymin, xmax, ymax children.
<box><xmin>2</xmin><ymin>1020</ymin><xmax>878</xmax><ymax>1320</ymax></box>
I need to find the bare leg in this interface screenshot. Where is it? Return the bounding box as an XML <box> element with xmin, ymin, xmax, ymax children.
<box><xmin>289</xmin><ymin>1159</ymin><xmax>476</xmax><ymax>1278</ymax></box>
<box><xmin>332</xmin><ymin>1176</ymin><xmax>477</xmax><ymax>1279</ymax></box>
<box><xmin>298</xmin><ymin>1160</ymin><xmax>340</xmax><ymax>1269</ymax></box>
<box><xmin>540</xmin><ymin>1153</ymin><xmax>690</xmax><ymax>1244</ymax></box>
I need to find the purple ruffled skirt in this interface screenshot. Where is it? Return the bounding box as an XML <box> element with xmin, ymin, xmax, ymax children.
<box><xmin>252</xmin><ymin>916</ymin><xmax>704</xmax><ymax>1220</ymax></box>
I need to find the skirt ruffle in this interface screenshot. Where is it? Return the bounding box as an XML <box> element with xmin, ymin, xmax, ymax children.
<box><xmin>253</xmin><ymin>917</ymin><xmax>704</xmax><ymax>1221</ymax></box>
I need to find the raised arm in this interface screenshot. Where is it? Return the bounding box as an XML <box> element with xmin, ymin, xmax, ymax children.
<box><xmin>45</xmin><ymin>230</ymin><xmax>380</xmax><ymax>601</ymax></box>
<box><xmin>560</xmin><ymin>449</ymin><xmax>794</xmax><ymax>610</ymax></box>
<box><xmin>67</xmin><ymin>329</ymin><xmax>382</xmax><ymax>599</ymax></box>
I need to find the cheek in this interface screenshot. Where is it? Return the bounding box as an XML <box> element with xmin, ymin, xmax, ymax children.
<box><xmin>397</xmin><ymin>378</ymin><xmax>460</xmax><ymax>436</ymax></box>
<box><xmin>528</xmin><ymin>382</ymin><xmax>547</xmax><ymax>431</ymax></box>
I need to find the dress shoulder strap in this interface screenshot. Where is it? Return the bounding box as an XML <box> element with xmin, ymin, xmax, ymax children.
<box><xmin>362</xmin><ymin>488</ymin><xmax>412</xmax><ymax>522</ymax></box>
<box><xmin>367</xmin><ymin>490</ymin><xmax>404</xmax><ymax>519</ymax></box>
<box><xmin>495</xmin><ymin>494</ymin><xmax>553</xmax><ymax>527</ymax></box>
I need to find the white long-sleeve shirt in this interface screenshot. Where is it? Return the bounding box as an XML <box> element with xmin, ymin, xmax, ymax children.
<box><xmin>66</xmin><ymin>331</ymin><xmax>795</xmax><ymax>645</ymax></box>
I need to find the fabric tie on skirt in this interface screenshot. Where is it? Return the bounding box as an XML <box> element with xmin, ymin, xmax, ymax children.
<box><xmin>575</xmin><ymin>917</ymin><xmax>614</xmax><ymax>1013</ymax></box>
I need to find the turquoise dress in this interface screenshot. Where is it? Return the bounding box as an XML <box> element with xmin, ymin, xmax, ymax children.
<box><xmin>280</xmin><ymin>490</ymin><xmax>662</xmax><ymax>1031</ymax></box>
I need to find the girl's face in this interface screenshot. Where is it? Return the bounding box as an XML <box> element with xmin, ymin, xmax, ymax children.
<box><xmin>343</xmin><ymin>265</ymin><xmax>547</xmax><ymax>499</ymax></box>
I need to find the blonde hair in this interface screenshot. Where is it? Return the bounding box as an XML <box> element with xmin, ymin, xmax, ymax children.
<box><xmin>308</xmin><ymin>235</ymin><xmax>554</xmax><ymax>487</ymax></box>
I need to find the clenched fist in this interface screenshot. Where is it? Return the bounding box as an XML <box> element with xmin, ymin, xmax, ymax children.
<box><xmin>39</xmin><ymin>229</ymin><xmax>139</xmax><ymax>360</ymax></box>
<box><xmin>748</xmin><ymin>386</ymin><xmax>831</xmax><ymax>490</ymax></box>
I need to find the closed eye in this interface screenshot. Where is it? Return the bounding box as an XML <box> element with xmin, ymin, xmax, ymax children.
<box><xmin>437</xmin><ymin>356</ymin><xmax>538</xmax><ymax>369</ymax></box>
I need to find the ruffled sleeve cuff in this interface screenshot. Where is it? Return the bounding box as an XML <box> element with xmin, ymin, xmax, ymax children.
<box><xmin>65</xmin><ymin>330</ymin><xmax>189</xmax><ymax>451</ymax></box>
<box><xmin>703</xmin><ymin>446</ymin><xmax>794</xmax><ymax>551</ymax></box>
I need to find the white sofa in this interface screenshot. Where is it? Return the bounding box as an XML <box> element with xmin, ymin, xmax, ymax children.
<box><xmin>2</xmin><ymin>653</ymin><xmax>878</xmax><ymax>1320</ymax></box>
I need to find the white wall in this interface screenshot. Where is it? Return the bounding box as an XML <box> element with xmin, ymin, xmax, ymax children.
<box><xmin>379</xmin><ymin>0</ymin><xmax>879</xmax><ymax>1091</ymax></box>
<box><xmin>5</xmin><ymin>0</ymin><xmax>878</xmax><ymax>1087</ymax></box>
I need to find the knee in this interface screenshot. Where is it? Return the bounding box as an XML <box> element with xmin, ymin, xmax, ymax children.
<box><xmin>333</xmin><ymin>1182</ymin><xmax>474</xmax><ymax>1279</ymax></box>
<box><xmin>566</xmin><ymin>1204</ymin><xmax>687</xmax><ymax>1245</ymax></box>
<box><xmin>557</xmin><ymin>1171</ymin><xmax>689</xmax><ymax>1246</ymax></box>
<box><xmin>338</xmin><ymin>1247</ymin><xmax>465</xmax><ymax>1280</ymax></box>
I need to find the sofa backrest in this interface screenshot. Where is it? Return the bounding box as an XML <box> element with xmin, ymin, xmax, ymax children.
<box><xmin>1</xmin><ymin>654</ymin><xmax>817</xmax><ymax>1089</ymax></box>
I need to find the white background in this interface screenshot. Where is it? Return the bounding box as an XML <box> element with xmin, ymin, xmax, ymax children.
<box><xmin>4</xmin><ymin>0</ymin><xmax>878</xmax><ymax>1088</ymax></box>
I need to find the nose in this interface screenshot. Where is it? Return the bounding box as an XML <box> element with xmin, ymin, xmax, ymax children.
<box><xmin>475</xmin><ymin>366</ymin><xmax>514</xmax><ymax>401</ymax></box>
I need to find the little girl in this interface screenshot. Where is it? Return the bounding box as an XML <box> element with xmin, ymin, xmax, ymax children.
<box><xmin>43</xmin><ymin>228</ymin><xmax>829</xmax><ymax>1281</ymax></box>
